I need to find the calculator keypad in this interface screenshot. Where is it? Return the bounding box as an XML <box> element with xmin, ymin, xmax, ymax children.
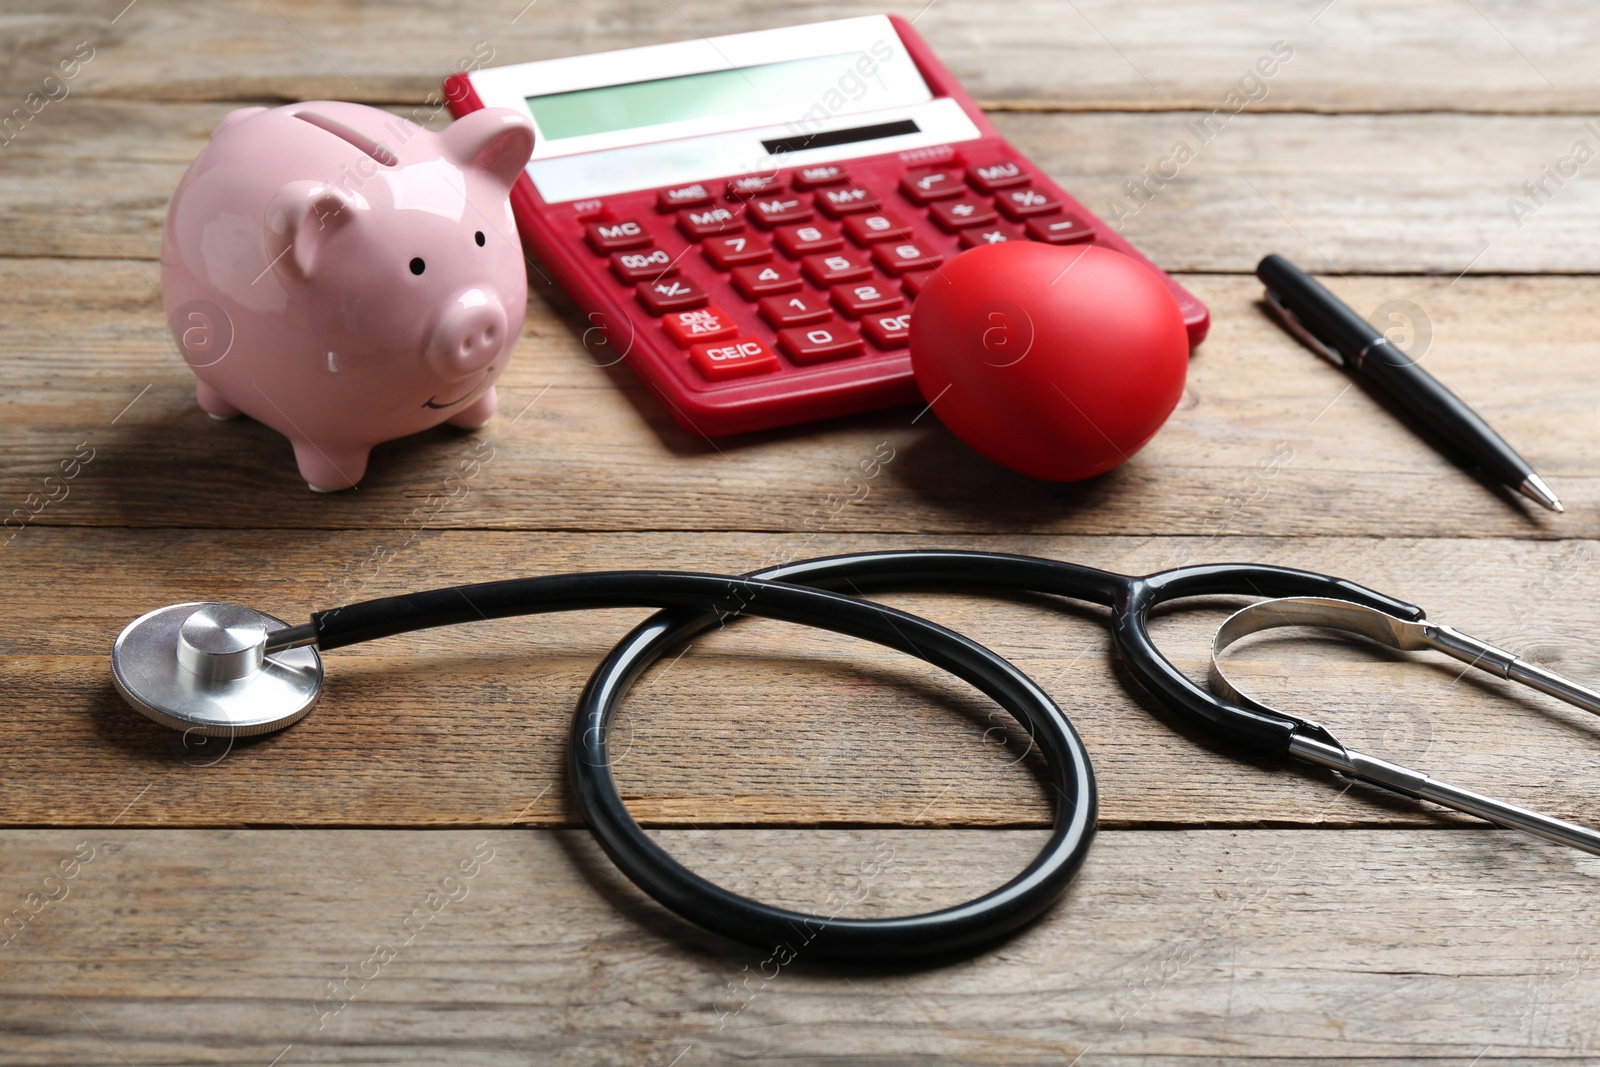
<box><xmin>577</xmin><ymin>150</ymin><xmax>1124</xmax><ymax>392</ymax></box>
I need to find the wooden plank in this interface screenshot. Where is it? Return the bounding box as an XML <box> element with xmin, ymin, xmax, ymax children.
<box><xmin>12</xmin><ymin>100</ymin><xmax>1600</xmax><ymax>273</ymax></box>
<box><xmin>1</xmin><ymin>264</ymin><xmax>1595</xmax><ymax>536</ymax></box>
<box><xmin>4</xmin><ymin>0</ymin><xmax>1599</xmax><ymax>113</ymax></box>
<box><xmin>4</xmin><ymin>827</ymin><xmax>1599</xmax><ymax>1063</ymax></box>
<box><xmin>5</xmin><ymin>528</ymin><xmax>1600</xmax><ymax>829</ymax></box>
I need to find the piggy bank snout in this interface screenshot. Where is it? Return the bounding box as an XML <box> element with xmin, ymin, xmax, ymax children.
<box><xmin>427</xmin><ymin>290</ymin><xmax>509</xmax><ymax>379</ymax></box>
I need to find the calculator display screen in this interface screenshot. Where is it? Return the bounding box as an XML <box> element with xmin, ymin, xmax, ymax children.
<box><xmin>526</xmin><ymin>52</ymin><xmax>895</xmax><ymax>142</ymax></box>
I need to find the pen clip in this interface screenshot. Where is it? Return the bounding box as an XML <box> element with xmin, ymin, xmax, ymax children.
<box><xmin>1262</xmin><ymin>288</ymin><xmax>1345</xmax><ymax>367</ymax></box>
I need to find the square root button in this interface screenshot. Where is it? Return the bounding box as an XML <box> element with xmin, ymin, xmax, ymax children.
<box><xmin>689</xmin><ymin>336</ymin><xmax>779</xmax><ymax>380</ymax></box>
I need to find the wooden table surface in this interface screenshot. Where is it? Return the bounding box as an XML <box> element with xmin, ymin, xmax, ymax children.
<box><xmin>5</xmin><ymin>2</ymin><xmax>1600</xmax><ymax>1063</ymax></box>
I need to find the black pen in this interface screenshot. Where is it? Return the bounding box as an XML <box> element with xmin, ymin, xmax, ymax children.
<box><xmin>1256</xmin><ymin>253</ymin><xmax>1563</xmax><ymax>513</ymax></box>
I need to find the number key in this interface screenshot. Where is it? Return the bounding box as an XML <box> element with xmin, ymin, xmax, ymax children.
<box><xmin>758</xmin><ymin>292</ymin><xmax>832</xmax><ymax>329</ymax></box>
<box><xmin>774</xmin><ymin>221</ymin><xmax>842</xmax><ymax>257</ymax></box>
<box><xmin>731</xmin><ymin>262</ymin><xmax>802</xmax><ymax>299</ymax></box>
<box><xmin>871</xmin><ymin>241</ymin><xmax>943</xmax><ymax>275</ymax></box>
<box><xmin>777</xmin><ymin>320</ymin><xmax>864</xmax><ymax>365</ymax></box>
<box><xmin>702</xmin><ymin>233</ymin><xmax>772</xmax><ymax>269</ymax></box>
<box><xmin>862</xmin><ymin>310</ymin><xmax>913</xmax><ymax>349</ymax></box>
<box><xmin>843</xmin><ymin>211</ymin><xmax>913</xmax><ymax>245</ymax></box>
<box><xmin>830</xmin><ymin>281</ymin><xmax>903</xmax><ymax>319</ymax></box>
<box><xmin>635</xmin><ymin>276</ymin><xmax>709</xmax><ymax>315</ymax></box>
<box><xmin>801</xmin><ymin>251</ymin><xmax>872</xmax><ymax>286</ymax></box>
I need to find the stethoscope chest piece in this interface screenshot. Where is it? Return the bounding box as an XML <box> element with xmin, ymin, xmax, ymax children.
<box><xmin>111</xmin><ymin>602</ymin><xmax>322</xmax><ymax>736</ymax></box>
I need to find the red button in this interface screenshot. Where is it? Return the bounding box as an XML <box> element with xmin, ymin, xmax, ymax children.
<box><xmin>730</xmin><ymin>262</ymin><xmax>802</xmax><ymax>299</ymax></box>
<box><xmin>690</xmin><ymin>336</ymin><xmax>779</xmax><ymax>380</ymax></box>
<box><xmin>929</xmin><ymin>197</ymin><xmax>999</xmax><ymax>232</ymax></box>
<box><xmin>995</xmin><ymin>185</ymin><xmax>1061</xmax><ymax>220</ymax></box>
<box><xmin>792</xmin><ymin>164</ymin><xmax>848</xmax><ymax>189</ymax></box>
<box><xmin>657</xmin><ymin>182</ymin><xmax>713</xmax><ymax>211</ymax></box>
<box><xmin>677</xmin><ymin>205</ymin><xmax>744</xmax><ymax>239</ymax></box>
<box><xmin>635</xmin><ymin>276</ymin><xmax>709</xmax><ymax>315</ymax></box>
<box><xmin>816</xmin><ymin>184</ymin><xmax>878</xmax><ymax>217</ymax></box>
<box><xmin>862</xmin><ymin>310</ymin><xmax>913</xmax><ymax>348</ymax></box>
<box><xmin>610</xmin><ymin>247</ymin><xmax>679</xmax><ymax>283</ymax></box>
<box><xmin>872</xmin><ymin>241</ymin><xmax>943</xmax><ymax>275</ymax></box>
<box><xmin>1025</xmin><ymin>214</ymin><xmax>1095</xmax><ymax>244</ymax></box>
<box><xmin>663</xmin><ymin>305</ymin><xmax>739</xmax><ymax>348</ymax></box>
<box><xmin>758</xmin><ymin>291</ymin><xmax>832</xmax><ymax>329</ymax></box>
<box><xmin>801</xmin><ymin>251</ymin><xmax>872</xmax><ymax>286</ymax></box>
<box><xmin>966</xmin><ymin>160</ymin><xmax>1030</xmax><ymax>193</ymax></box>
<box><xmin>702</xmin><ymin>233</ymin><xmax>772</xmax><ymax>270</ymax></box>
<box><xmin>959</xmin><ymin>225</ymin><xmax>1021</xmax><ymax>249</ymax></box>
<box><xmin>830</xmin><ymin>280</ymin><xmax>903</xmax><ymax>319</ymax></box>
<box><xmin>843</xmin><ymin>211</ymin><xmax>914</xmax><ymax>245</ymax></box>
<box><xmin>777</xmin><ymin>320</ymin><xmax>864</xmax><ymax>365</ymax></box>
<box><xmin>902</xmin><ymin>270</ymin><xmax>936</xmax><ymax>299</ymax></box>
<box><xmin>748</xmin><ymin>196</ymin><xmax>813</xmax><ymax>229</ymax></box>
<box><xmin>774</xmin><ymin>221</ymin><xmax>842</xmax><ymax>257</ymax></box>
<box><xmin>585</xmin><ymin>219</ymin><xmax>651</xmax><ymax>253</ymax></box>
<box><xmin>727</xmin><ymin>174</ymin><xmax>783</xmax><ymax>199</ymax></box>
<box><xmin>899</xmin><ymin>169</ymin><xmax>963</xmax><ymax>204</ymax></box>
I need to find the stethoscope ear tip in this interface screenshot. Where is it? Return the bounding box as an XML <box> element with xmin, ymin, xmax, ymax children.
<box><xmin>110</xmin><ymin>602</ymin><xmax>322</xmax><ymax>738</ymax></box>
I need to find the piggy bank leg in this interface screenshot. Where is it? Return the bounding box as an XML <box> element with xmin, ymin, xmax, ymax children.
<box><xmin>447</xmin><ymin>386</ymin><xmax>496</xmax><ymax>430</ymax></box>
<box><xmin>291</xmin><ymin>439</ymin><xmax>369</xmax><ymax>493</ymax></box>
<box><xmin>195</xmin><ymin>381</ymin><xmax>241</xmax><ymax>421</ymax></box>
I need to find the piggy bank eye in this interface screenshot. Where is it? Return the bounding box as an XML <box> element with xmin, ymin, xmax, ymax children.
<box><xmin>409</xmin><ymin>257</ymin><xmax>426</xmax><ymax>275</ymax></box>
<box><xmin>474</xmin><ymin>231</ymin><xmax>486</xmax><ymax>247</ymax></box>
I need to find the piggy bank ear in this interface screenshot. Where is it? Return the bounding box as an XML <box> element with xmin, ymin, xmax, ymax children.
<box><xmin>442</xmin><ymin>109</ymin><xmax>535</xmax><ymax>190</ymax></box>
<box><xmin>263</xmin><ymin>181</ymin><xmax>360</xmax><ymax>282</ymax></box>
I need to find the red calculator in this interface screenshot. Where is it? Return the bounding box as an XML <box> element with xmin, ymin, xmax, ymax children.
<box><xmin>447</xmin><ymin>15</ymin><xmax>1207</xmax><ymax>436</ymax></box>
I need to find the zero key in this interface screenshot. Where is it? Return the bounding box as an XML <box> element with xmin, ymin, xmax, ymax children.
<box><xmin>777</xmin><ymin>320</ymin><xmax>863</xmax><ymax>365</ymax></box>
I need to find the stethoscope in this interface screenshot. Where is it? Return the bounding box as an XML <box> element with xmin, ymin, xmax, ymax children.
<box><xmin>110</xmin><ymin>551</ymin><xmax>1600</xmax><ymax>964</ymax></box>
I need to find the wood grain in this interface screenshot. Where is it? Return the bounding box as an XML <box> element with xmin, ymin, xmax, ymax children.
<box><xmin>4</xmin><ymin>828</ymin><xmax>1599</xmax><ymax>1064</ymax></box>
<box><xmin>4</xmin><ymin>0</ymin><xmax>1598</xmax><ymax>113</ymax></box>
<box><xmin>2</xmin><ymin>264</ymin><xmax>1595</xmax><ymax>536</ymax></box>
<box><xmin>5</xmin><ymin>528</ymin><xmax>1599</xmax><ymax>829</ymax></box>
<box><xmin>12</xmin><ymin>100</ymin><xmax>1600</xmax><ymax>273</ymax></box>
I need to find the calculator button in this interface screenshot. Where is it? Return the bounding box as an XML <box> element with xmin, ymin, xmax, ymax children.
<box><xmin>657</xmin><ymin>182</ymin><xmax>713</xmax><ymax>211</ymax></box>
<box><xmin>758</xmin><ymin>292</ymin><xmax>832</xmax><ymax>329</ymax></box>
<box><xmin>871</xmin><ymin>241</ymin><xmax>943</xmax><ymax>275</ymax></box>
<box><xmin>730</xmin><ymin>262</ymin><xmax>802</xmax><ymax>299</ymax></box>
<box><xmin>1026</xmin><ymin>214</ymin><xmax>1096</xmax><ymax>244</ymax></box>
<box><xmin>843</xmin><ymin>211</ymin><xmax>914</xmax><ymax>246</ymax></box>
<box><xmin>635</xmin><ymin>276</ymin><xmax>709</xmax><ymax>315</ymax></box>
<box><xmin>899</xmin><ymin>169</ymin><xmax>963</xmax><ymax>204</ymax></box>
<box><xmin>610</xmin><ymin>247</ymin><xmax>679</xmax><ymax>283</ymax></box>
<box><xmin>995</xmin><ymin>185</ymin><xmax>1062</xmax><ymax>220</ymax></box>
<box><xmin>774</xmin><ymin>221</ymin><xmax>842</xmax><ymax>257</ymax></box>
<box><xmin>677</xmin><ymin>205</ymin><xmax>744</xmax><ymax>240</ymax></box>
<box><xmin>959</xmin><ymin>225</ymin><xmax>1022</xmax><ymax>249</ymax></box>
<box><xmin>663</xmin><ymin>305</ymin><xmax>739</xmax><ymax>348</ymax></box>
<box><xmin>801</xmin><ymin>251</ymin><xmax>872</xmax><ymax>286</ymax></box>
<box><xmin>815</xmin><ymin>184</ymin><xmax>878</xmax><ymax>217</ymax></box>
<box><xmin>585</xmin><ymin>219</ymin><xmax>651</xmax><ymax>253</ymax></box>
<box><xmin>727</xmin><ymin>174</ymin><xmax>783</xmax><ymax>199</ymax></box>
<box><xmin>792</xmin><ymin>164</ymin><xmax>848</xmax><ymax>189</ymax></box>
<box><xmin>777</xmin><ymin>320</ymin><xmax>864</xmax><ymax>365</ymax></box>
<box><xmin>902</xmin><ymin>270</ymin><xmax>937</xmax><ymax>299</ymax></box>
<box><xmin>690</xmin><ymin>336</ymin><xmax>779</xmax><ymax>381</ymax></box>
<box><xmin>862</xmin><ymin>310</ymin><xmax>913</xmax><ymax>349</ymax></box>
<box><xmin>830</xmin><ymin>281</ymin><xmax>903</xmax><ymax>319</ymax></box>
<box><xmin>929</xmin><ymin>197</ymin><xmax>999</xmax><ymax>232</ymax></box>
<box><xmin>702</xmin><ymin>232</ymin><xmax>772</xmax><ymax>270</ymax></box>
<box><xmin>749</xmin><ymin>196</ymin><xmax>814</xmax><ymax>229</ymax></box>
<box><xmin>966</xmin><ymin>160</ymin><xmax>1030</xmax><ymax>194</ymax></box>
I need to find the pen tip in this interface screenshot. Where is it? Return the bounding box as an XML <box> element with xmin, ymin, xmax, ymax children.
<box><xmin>1519</xmin><ymin>474</ymin><xmax>1564</xmax><ymax>514</ymax></box>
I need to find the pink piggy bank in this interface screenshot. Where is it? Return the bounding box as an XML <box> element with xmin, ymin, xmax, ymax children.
<box><xmin>160</xmin><ymin>101</ymin><xmax>535</xmax><ymax>490</ymax></box>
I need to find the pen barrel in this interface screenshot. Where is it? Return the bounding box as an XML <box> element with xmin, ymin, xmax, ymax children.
<box><xmin>1257</xmin><ymin>254</ymin><xmax>1379</xmax><ymax>354</ymax></box>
